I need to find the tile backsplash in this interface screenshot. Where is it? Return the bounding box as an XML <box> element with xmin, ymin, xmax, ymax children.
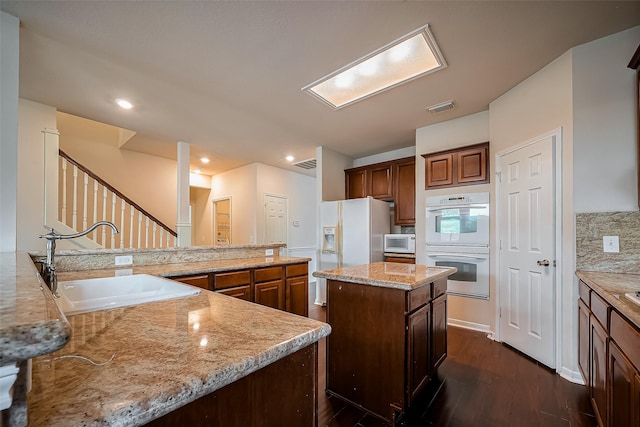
<box><xmin>576</xmin><ymin>211</ymin><xmax>640</xmax><ymax>273</ymax></box>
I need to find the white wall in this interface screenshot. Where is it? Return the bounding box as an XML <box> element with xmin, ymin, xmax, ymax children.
<box><xmin>58</xmin><ymin>113</ymin><xmax>178</xmax><ymax>229</ymax></box>
<box><xmin>210</xmin><ymin>163</ymin><xmax>258</xmax><ymax>244</ymax></box>
<box><xmin>316</xmin><ymin>146</ymin><xmax>353</xmax><ymax>202</ymax></box>
<box><xmin>255</xmin><ymin>163</ymin><xmax>316</xmax><ymax>250</ymax></box>
<box><xmin>573</xmin><ymin>26</ymin><xmax>640</xmax><ymax>213</ymax></box>
<box><xmin>353</xmin><ymin>146</ymin><xmax>415</xmax><ymax>167</ymax></box>
<box><xmin>415</xmin><ymin>111</ymin><xmax>492</xmax><ymax>331</ymax></box>
<box><xmin>1</xmin><ymin>12</ymin><xmax>19</xmax><ymax>251</ymax></box>
<box><xmin>16</xmin><ymin>100</ymin><xmax>57</xmax><ymax>250</ymax></box>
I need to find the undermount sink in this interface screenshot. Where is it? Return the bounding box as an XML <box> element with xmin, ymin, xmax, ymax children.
<box><xmin>55</xmin><ymin>274</ymin><xmax>201</xmax><ymax>315</ymax></box>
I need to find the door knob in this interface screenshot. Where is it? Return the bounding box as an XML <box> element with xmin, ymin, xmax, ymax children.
<box><xmin>537</xmin><ymin>259</ymin><xmax>550</xmax><ymax>267</ymax></box>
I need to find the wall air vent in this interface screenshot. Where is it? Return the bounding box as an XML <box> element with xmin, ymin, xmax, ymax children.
<box><xmin>427</xmin><ymin>100</ymin><xmax>455</xmax><ymax>114</ymax></box>
<box><xmin>293</xmin><ymin>158</ymin><xmax>317</xmax><ymax>170</ymax></box>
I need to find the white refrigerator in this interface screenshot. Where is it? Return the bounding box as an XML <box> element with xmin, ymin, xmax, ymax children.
<box><xmin>315</xmin><ymin>197</ymin><xmax>390</xmax><ymax>305</ymax></box>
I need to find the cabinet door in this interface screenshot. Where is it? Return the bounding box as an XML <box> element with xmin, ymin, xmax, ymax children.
<box><xmin>369</xmin><ymin>164</ymin><xmax>393</xmax><ymax>200</ymax></box>
<box><xmin>609</xmin><ymin>341</ymin><xmax>637</xmax><ymax>427</ymax></box>
<box><xmin>173</xmin><ymin>274</ymin><xmax>211</xmax><ymax>290</ymax></box>
<box><xmin>591</xmin><ymin>315</ymin><xmax>608</xmax><ymax>427</ymax></box>
<box><xmin>345</xmin><ymin>169</ymin><xmax>367</xmax><ymax>199</ymax></box>
<box><xmin>217</xmin><ymin>285</ymin><xmax>251</xmax><ymax>301</ymax></box>
<box><xmin>407</xmin><ymin>303</ymin><xmax>431</xmax><ymax>405</ymax></box>
<box><xmin>255</xmin><ymin>280</ymin><xmax>284</xmax><ymax>310</ymax></box>
<box><xmin>286</xmin><ymin>276</ymin><xmax>308</xmax><ymax>317</ymax></box>
<box><xmin>456</xmin><ymin>145</ymin><xmax>488</xmax><ymax>184</ymax></box>
<box><xmin>432</xmin><ymin>295</ymin><xmax>447</xmax><ymax>370</ymax></box>
<box><xmin>634</xmin><ymin>373</ymin><xmax>640</xmax><ymax>427</ymax></box>
<box><xmin>425</xmin><ymin>153</ymin><xmax>453</xmax><ymax>188</ymax></box>
<box><xmin>394</xmin><ymin>159</ymin><xmax>415</xmax><ymax>225</ymax></box>
<box><xmin>578</xmin><ymin>299</ymin><xmax>590</xmax><ymax>386</ymax></box>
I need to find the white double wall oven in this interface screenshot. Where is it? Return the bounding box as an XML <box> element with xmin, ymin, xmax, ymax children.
<box><xmin>425</xmin><ymin>192</ymin><xmax>490</xmax><ymax>299</ymax></box>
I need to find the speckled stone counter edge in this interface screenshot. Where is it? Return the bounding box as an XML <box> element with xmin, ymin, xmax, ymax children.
<box><xmin>576</xmin><ymin>270</ymin><xmax>640</xmax><ymax>329</ymax></box>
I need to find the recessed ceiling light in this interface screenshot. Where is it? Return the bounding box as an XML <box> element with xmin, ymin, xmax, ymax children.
<box><xmin>193</xmin><ymin>168</ymin><xmax>201</xmax><ymax>174</ymax></box>
<box><xmin>286</xmin><ymin>155</ymin><xmax>295</xmax><ymax>162</ymax></box>
<box><xmin>115</xmin><ymin>98</ymin><xmax>133</xmax><ymax>110</ymax></box>
<box><xmin>302</xmin><ymin>24</ymin><xmax>447</xmax><ymax>110</ymax></box>
<box><xmin>200</xmin><ymin>157</ymin><xmax>210</xmax><ymax>164</ymax></box>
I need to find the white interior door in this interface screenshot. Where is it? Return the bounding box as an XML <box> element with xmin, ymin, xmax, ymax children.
<box><xmin>498</xmin><ymin>133</ymin><xmax>556</xmax><ymax>368</ymax></box>
<box><xmin>264</xmin><ymin>194</ymin><xmax>287</xmax><ymax>244</ymax></box>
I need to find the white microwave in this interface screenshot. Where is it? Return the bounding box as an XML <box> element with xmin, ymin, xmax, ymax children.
<box><xmin>384</xmin><ymin>234</ymin><xmax>416</xmax><ymax>254</ymax></box>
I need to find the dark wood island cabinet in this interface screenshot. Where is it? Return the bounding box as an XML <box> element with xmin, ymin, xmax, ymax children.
<box><xmin>314</xmin><ymin>262</ymin><xmax>456</xmax><ymax>424</ymax></box>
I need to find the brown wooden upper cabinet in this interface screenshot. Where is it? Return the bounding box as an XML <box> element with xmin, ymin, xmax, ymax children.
<box><xmin>345</xmin><ymin>156</ymin><xmax>415</xmax><ymax>225</ymax></box>
<box><xmin>422</xmin><ymin>142</ymin><xmax>489</xmax><ymax>189</ymax></box>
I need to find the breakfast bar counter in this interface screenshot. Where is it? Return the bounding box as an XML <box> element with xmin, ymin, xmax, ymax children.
<box><xmin>26</xmin><ymin>288</ymin><xmax>330</xmax><ymax>426</ymax></box>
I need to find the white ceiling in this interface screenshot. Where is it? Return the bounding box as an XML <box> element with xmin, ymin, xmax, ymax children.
<box><xmin>2</xmin><ymin>1</ymin><xmax>640</xmax><ymax>177</ymax></box>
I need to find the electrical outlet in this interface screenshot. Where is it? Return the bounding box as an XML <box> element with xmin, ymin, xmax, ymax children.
<box><xmin>603</xmin><ymin>236</ymin><xmax>620</xmax><ymax>253</ymax></box>
<box><xmin>265</xmin><ymin>249</ymin><xmax>274</xmax><ymax>256</ymax></box>
<box><xmin>115</xmin><ymin>255</ymin><xmax>133</xmax><ymax>266</ymax></box>
<box><xmin>115</xmin><ymin>268</ymin><xmax>133</xmax><ymax>276</ymax></box>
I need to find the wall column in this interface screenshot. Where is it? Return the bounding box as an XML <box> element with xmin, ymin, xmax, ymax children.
<box><xmin>176</xmin><ymin>141</ymin><xmax>191</xmax><ymax>246</ymax></box>
<box><xmin>0</xmin><ymin>12</ymin><xmax>19</xmax><ymax>252</ymax></box>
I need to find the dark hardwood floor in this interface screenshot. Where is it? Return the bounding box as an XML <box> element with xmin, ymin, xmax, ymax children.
<box><xmin>308</xmin><ymin>301</ymin><xmax>597</xmax><ymax>427</ymax></box>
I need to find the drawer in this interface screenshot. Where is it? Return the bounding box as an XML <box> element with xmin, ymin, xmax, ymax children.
<box><xmin>610</xmin><ymin>310</ymin><xmax>640</xmax><ymax>371</ymax></box>
<box><xmin>407</xmin><ymin>285</ymin><xmax>430</xmax><ymax>312</ymax></box>
<box><xmin>578</xmin><ymin>280</ymin><xmax>590</xmax><ymax>305</ymax></box>
<box><xmin>254</xmin><ymin>266</ymin><xmax>283</xmax><ymax>283</ymax></box>
<box><xmin>590</xmin><ymin>291</ymin><xmax>610</xmax><ymax>330</ymax></box>
<box><xmin>213</xmin><ymin>270</ymin><xmax>251</xmax><ymax>290</ymax></box>
<box><xmin>173</xmin><ymin>274</ymin><xmax>210</xmax><ymax>290</ymax></box>
<box><xmin>432</xmin><ymin>278</ymin><xmax>447</xmax><ymax>299</ymax></box>
<box><xmin>285</xmin><ymin>263</ymin><xmax>308</xmax><ymax>277</ymax></box>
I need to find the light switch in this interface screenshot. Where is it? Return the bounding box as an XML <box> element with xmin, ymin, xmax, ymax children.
<box><xmin>603</xmin><ymin>236</ymin><xmax>620</xmax><ymax>253</ymax></box>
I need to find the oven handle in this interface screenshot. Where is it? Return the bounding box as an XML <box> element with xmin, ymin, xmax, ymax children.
<box><xmin>427</xmin><ymin>253</ymin><xmax>488</xmax><ymax>260</ymax></box>
<box><xmin>426</xmin><ymin>205</ymin><xmax>488</xmax><ymax>212</ymax></box>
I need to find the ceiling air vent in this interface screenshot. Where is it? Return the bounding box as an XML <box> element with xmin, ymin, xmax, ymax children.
<box><xmin>427</xmin><ymin>100</ymin><xmax>455</xmax><ymax>114</ymax></box>
<box><xmin>293</xmin><ymin>158</ymin><xmax>317</xmax><ymax>170</ymax></box>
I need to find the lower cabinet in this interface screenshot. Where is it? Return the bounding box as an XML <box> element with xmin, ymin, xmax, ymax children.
<box><xmin>254</xmin><ymin>266</ymin><xmax>285</xmax><ymax>310</ymax></box>
<box><xmin>578</xmin><ymin>298</ymin><xmax>590</xmax><ymax>384</ymax></box>
<box><xmin>171</xmin><ymin>262</ymin><xmax>308</xmax><ymax>316</ymax></box>
<box><xmin>217</xmin><ymin>285</ymin><xmax>251</xmax><ymax>301</ymax></box>
<box><xmin>432</xmin><ymin>293</ymin><xmax>447</xmax><ymax>369</ymax></box>
<box><xmin>407</xmin><ymin>303</ymin><xmax>431</xmax><ymax>404</ymax></box>
<box><xmin>591</xmin><ymin>314</ymin><xmax>608</xmax><ymax>427</ymax></box>
<box><xmin>285</xmin><ymin>263</ymin><xmax>309</xmax><ymax>317</ymax></box>
<box><xmin>578</xmin><ymin>279</ymin><xmax>640</xmax><ymax>427</ymax></box>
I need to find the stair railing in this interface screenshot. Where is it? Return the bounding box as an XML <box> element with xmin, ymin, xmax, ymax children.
<box><xmin>58</xmin><ymin>149</ymin><xmax>177</xmax><ymax>249</ymax></box>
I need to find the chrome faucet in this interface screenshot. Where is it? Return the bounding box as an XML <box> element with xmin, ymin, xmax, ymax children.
<box><xmin>39</xmin><ymin>221</ymin><xmax>119</xmax><ymax>295</ymax></box>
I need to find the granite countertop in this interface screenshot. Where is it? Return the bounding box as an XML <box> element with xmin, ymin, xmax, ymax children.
<box><xmin>0</xmin><ymin>252</ymin><xmax>70</xmax><ymax>364</ymax></box>
<box><xmin>1</xmin><ymin>248</ymin><xmax>328</xmax><ymax>426</ymax></box>
<box><xmin>312</xmin><ymin>262</ymin><xmax>456</xmax><ymax>291</ymax></box>
<box><xmin>576</xmin><ymin>270</ymin><xmax>640</xmax><ymax>329</ymax></box>
<box><xmin>27</xmin><ymin>289</ymin><xmax>330</xmax><ymax>426</ymax></box>
<box><xmin>55</xmin><ymin>256</ymin><xmax>311</xmax><ymax>282</ymax></box>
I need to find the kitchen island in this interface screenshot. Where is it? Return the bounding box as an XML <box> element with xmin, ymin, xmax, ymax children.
<box><xmin>1</xmin><ymin>247</ymin><xmax>330</xmax><ymax>426</ymax></box>
<box><xmin>313</xmin><ymin>262</ymin><xmax>456</xmax><ymax>425</ymax></box>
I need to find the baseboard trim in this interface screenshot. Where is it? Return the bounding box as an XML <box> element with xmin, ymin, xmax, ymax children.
<box><xmin>559</xmin><ymin>367</ymin><xmax>585</xmax><ymax>385</ymax></box>
<box><xmin>447</xmin><ymin>318</ymin><xmax>495</xmax><ymax>339</ymax></box>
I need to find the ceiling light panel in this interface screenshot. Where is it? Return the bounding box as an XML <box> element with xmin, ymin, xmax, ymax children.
<box><xmin>302</xmin><ymin>25</ymin><xmax>447</xmax><ymax>110</ymax></box>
